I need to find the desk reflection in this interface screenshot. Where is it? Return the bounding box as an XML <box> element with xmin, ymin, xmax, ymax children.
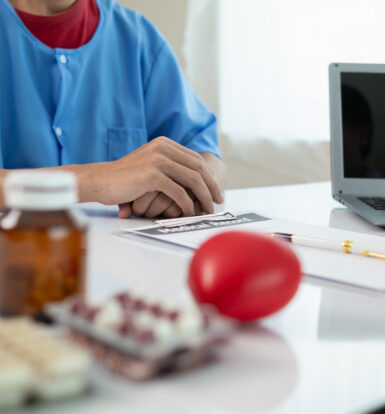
<box><xmin>321</xmin><ymin>208</ymin><xmax>385</xmax><ymax>340</ymax></box>
<box><xmin>329</xmin><ymin>207</ymin><xmax>385</xmax><ymax>236</ymax></box>
<box><xmin>193</xmin><ymin>325</ymin><xmax>298</xmax><ymax>413</ymax></box>
<box><xmin>318</xmin><ymin>287</ymin><xmax>385</xmax><ymax>340</ymax></box>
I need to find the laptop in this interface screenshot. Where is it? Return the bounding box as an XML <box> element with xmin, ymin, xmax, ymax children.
<box><xmin>329</xmin><ymin>63</ymin><xmax>385</xmax><ymax>226</ymax></box>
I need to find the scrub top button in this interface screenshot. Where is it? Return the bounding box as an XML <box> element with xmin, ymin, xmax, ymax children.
<box><xmin>55</xmin><ymin>127</ymin><xmax>62</xmax><ymax>137</ymax></box>
<box><xmin>59</xmin><ymin>55</ymin><xmax>67</xmax><ymax>64</ymax></box>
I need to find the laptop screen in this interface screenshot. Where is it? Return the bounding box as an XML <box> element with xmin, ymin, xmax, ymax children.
<box><xmin>341</xmin><ymin>72</ymin><xmax>385</xmax><ymax>179</ymax></box>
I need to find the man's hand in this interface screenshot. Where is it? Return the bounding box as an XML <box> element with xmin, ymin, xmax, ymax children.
<box><xmin>118</xmin><ymin>152</ymin><xmax>226</xmax><ymax>219</ymax></box>
<box><xmin>81</xmin><ymin>137</ymin><xmax>223</xmax><ymax>217</ymax></box>
<box><xmin>132</xmin><ymin>192</ymin><xmax>181</xmax><ymax>218</ymax></box>
<box><xmin>118</xmin><ymin>191</ymin><xmax>205</xmax><ymax>219</ymax></box>
<box><xmin>118</xmin><ymin>192</ymin><xmax>182</xmax><ymax>219</ymax></box>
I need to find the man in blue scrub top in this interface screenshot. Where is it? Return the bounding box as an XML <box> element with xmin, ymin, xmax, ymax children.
<box><xmin>0</xmin><ymin>0</ymin><xmax>225</xmax><ymax>218</ymax></box>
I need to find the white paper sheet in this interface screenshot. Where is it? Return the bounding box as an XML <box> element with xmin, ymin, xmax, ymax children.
<box><xmin>121</xmin><ymin>212</ymin><xmax>385</xmax><ymax>292</ymax></box>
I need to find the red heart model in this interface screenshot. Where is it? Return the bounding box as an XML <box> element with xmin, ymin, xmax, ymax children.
<box><xmin>188</xmin><ymin>231</ymin><xmax>302</xmax><ymax>321</ymax></box>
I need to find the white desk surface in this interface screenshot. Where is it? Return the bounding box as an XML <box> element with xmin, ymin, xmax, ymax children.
<box><xmin>16</xmin><ymin>182</ymin><xmax>385</xmax><ymax>414</ymax></box>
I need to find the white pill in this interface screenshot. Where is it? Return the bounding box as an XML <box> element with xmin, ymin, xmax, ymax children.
<box><xmin>153</xmin><ymin>320</ymin><xmax>176</xmax><ymax>344</ymax></box>
<box><xmin>95</xmin><ymin>301</ymin><xmax>124</xmax><ymax>328</ymax></box>
<box><xmin>177</xmin><ymin>311</ymin><xmax>204</xmax><ymax>336</ymax></box>
<box><xmin>133</xmin><ymin>313</ymin><xmax>155</xmax><ymax>329</ymax></box>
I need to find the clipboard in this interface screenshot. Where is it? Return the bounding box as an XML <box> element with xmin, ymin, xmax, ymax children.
<box><xmin>118</xmin><ymin>211</ymin><xmax>385</xmax><ymax>294</ymax></box>
<box><xmin>153</xmin><ymin>212</ymin><xmax>237</xmax><ymax>227</ymax></box>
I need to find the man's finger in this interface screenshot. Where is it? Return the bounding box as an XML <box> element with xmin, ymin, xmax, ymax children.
<box><xmin>153</xmin><ymin>173</ymin><xmax>194</xmax><ymax>216</ymax></box>
<box><xmin>132</xmin><ymin>191</ymin><xmax>158</xmax><ymax>217</ymax></box>
<box><xmin>161</xmin><ymin>142</ymin><xmax>223</xmax><ymax>204</ymax></box>
<box><xmin>193</xmin><ymin>200</ymin><xmax>203</xmax><ymax>216</ymax></box>
<box><xmin>118</xmin><ymin>202</ymin><xmax>133</xmax><ymax>219</ymax></box>
<box><xmin>163</xmin><ymin>202</ymin><xmax>182</xmax><ymax>218</ymax></box>
<box><xmin>145</xmin><ymin>192</ymin><xmax>174</xmax><ymax>218</ymax></box>
<box><xmin>160</xmin><ymin>161</ymin><xmax>214</xmax><ymax>214</ymax></box>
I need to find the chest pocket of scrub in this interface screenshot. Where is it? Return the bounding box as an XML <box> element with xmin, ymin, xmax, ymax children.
<box><xmin>108</xmin><ymin>127</ymin><xmax>148</xmax><ymax>161</ymax></box>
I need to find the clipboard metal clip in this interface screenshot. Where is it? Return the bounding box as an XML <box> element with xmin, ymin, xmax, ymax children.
<box><xmin>153</xmin><ymin>212</ymin><xmax>236</xmax><ymax>228</ymax></box>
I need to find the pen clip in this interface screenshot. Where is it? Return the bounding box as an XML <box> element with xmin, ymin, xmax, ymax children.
<box><xmin>153</xmin><ymin>212</ymin><xmax>236</xmax><ymax>228</ymax></box>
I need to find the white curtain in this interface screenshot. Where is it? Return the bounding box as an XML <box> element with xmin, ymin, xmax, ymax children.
<box><xmin>185</xmin><ymin>0</ymin><xmax>385</xmax><ymax>186</ymax></box>
<box><xmin>184</xmin><ymin>0</ymin><xmax>219</xmax><ymax>115</ymax></box>
<box><xmin>220</xmin><ymin>0</ymin><xmax>385</xmax><ymax>143</ymax></box>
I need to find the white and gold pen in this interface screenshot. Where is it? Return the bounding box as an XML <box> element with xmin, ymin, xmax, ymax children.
<box><xmin>270</xmin><ymin>232</ymin><xmax>385</xmax><ymax>260</ymax></box>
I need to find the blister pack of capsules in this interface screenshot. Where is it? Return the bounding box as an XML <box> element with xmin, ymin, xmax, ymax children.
<box><xmin>0</xmin><ymin>317</ymin><xmax>91</xmax><ymax>410</ymax></box>
<box><xmin>46</xmin><ymin>292</ymin><xmax>231</xmax><ymax>380</ymax></box>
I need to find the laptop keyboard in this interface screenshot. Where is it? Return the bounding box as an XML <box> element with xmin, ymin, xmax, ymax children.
<box><xmin>359</xmin><ymin>197</ymin><xmax>385</xmax><ymax>210</ymax></box>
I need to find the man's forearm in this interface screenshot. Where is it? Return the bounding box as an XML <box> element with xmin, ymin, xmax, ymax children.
<box><xmin>49</xmin><ymin>163</ymin><xmax>99</xmax><ymax>203</ymax></box>
<box><xmin>0</xmin><ymin>163</ymin><xmax>97</xmax><ymax>209</ymax></box>
<box><xmin>0</xmin><ymin>143</ymin><xmax>225</xmax><ymax>213</ymax></box>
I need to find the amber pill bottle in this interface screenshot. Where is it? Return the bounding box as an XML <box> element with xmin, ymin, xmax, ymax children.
<box><xmin>0</xmin><ymin>171</ymin><xmax>87</xmax><ymax>316</ymax></box>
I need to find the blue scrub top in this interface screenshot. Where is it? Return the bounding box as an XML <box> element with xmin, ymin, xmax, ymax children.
<box><xmin>0</xmin><ymin>0</ymin><xmax>220</xmax><ymax>169</ymax></box>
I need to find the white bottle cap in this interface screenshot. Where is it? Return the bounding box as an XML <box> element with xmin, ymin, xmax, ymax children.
<box><xmin>4</xmin><ymin>171</ymin><xmax>78</xmax><ymax>210</ymax></box>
